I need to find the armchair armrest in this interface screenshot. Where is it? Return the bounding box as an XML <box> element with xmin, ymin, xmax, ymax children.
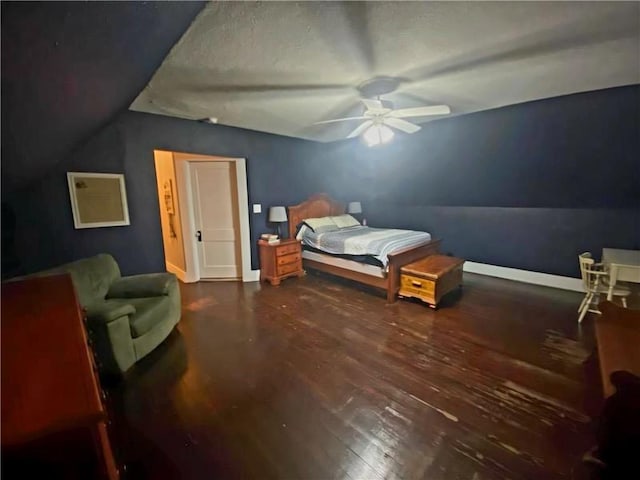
<box><xmin>85</xmin><ymin>302</ymin><xmax>136</xmax><ymax>324</ymax></box>
<box><xmin>107</xmin><ymin>273</ymin><xmax>176</xmax><ymax>299</ymax></box>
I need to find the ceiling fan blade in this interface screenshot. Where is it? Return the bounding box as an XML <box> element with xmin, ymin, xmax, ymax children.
<box><xmin>313</xmin><ymin>116</ymin><xmax>370</xmax><ymax>125</ymax></box>
<box><xmin>361</xmin><ymin>98</ymin><xmax>384</xmax><ymax>111</ymax></box>
<box><xmin>347</xmin><ymin>120</ymin><xmax>374</xmax><ymax>138</ymax></box>
<box><xmin>389</xmin><ymin>105</ymin><xmax>451</xmax><ymax>118</ymax></box>
<box><xmin>384</xmin><ymin>117</ymin><xmax>421</xmax><ymax>134</ymax></box>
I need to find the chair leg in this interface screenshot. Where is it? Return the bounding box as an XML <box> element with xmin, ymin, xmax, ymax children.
<box><xmin>578</xmin><ymin>294</ymin><xmax>592</xmax><ymax>324</ymax></box>
<box><xmin>578</xmin><ymin>294</ymin><xmax>589</xmax><ymax>313</ymax></box>
<box><xmin>621</xmin><ymin>297</ymin><xmax>628</xmax><ymax>308</ymax></box>
<box><xmin>578</xmin><ymin>304</ymin><xmax>589</xmax><ymax>324</ymax></box>
<box><xmin>592</xmin><ymin>293</ymin><xmax>602</xmax><ymax>315</ymax></box>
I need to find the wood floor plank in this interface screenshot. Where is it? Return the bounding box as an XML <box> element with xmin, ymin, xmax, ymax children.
<box><xmin>107</xmin><ymin>272</ymin><xmax>602</xmax><ymax>479</ymax></box>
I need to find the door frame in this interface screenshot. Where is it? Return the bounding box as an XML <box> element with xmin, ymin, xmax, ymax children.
<box><xmin>174</xmin><ymin>154</ymin><xmax>252</xmax><ymax>283</ymax></box>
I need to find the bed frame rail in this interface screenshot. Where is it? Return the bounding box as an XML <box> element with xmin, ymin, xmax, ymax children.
<box><xmin>387</xmin><ymin>239</ymin><xmax>442</xmax><ymax>303</ymax></box>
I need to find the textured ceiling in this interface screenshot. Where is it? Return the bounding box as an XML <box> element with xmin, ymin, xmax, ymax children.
<box><xmin>131</xmin><ymin>1</ymin><xmax>640</xmax><ymax>142</ymax></box>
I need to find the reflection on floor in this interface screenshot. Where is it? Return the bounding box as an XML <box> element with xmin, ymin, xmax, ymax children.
<box><xmin>107</xmin><ymin>271</ymin><xmax>604</xmax><ymax>479</ymax></box>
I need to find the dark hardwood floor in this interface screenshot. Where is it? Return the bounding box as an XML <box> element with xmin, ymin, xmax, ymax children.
<box><xmin>107</xmin><ymin>272</ymin><xmax>606</xmax><ymax>480</ymax></box>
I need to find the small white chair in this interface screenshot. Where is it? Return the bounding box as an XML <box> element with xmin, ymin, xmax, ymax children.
<box><xmin>578</xmin><ymin>252</ymin><xmax>630</xmax><ymax>323</ymax></box>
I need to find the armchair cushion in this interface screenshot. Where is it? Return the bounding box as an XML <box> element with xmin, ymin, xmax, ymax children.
<box><xmin>127</xmin><ymin>296</ymin><xmax>172</xmax><ymax>338</ymax></box>
<box><xmin>107</xmin><ymin>273</ymin><xmax>175</xmax><ymax>299</ymax></box>
<box><xmin>85</xmin><ymin>300</ymin><xmax>136</xmax><ymax>325</ymax></box>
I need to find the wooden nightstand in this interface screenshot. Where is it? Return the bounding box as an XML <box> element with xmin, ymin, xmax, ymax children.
<box><xmin>258</xmin><ymin>239</ymin><xmax>304</xmax><ymax>286</ymax></box>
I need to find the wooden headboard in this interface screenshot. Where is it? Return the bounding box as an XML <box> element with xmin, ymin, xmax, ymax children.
<box><xmin>288</xmin><ymin>193</ymin><xmax>345</xmax><ymax>239</ymax></box>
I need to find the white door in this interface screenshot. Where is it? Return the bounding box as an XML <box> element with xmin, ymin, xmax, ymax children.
<box><xmin>190</xmin><ymin>162</ymin><xmax>241</xmax><ymax>279</ymax></box>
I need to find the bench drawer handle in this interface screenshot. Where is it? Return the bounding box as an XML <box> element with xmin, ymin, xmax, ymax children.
<box><xmin>412</xmin><ymin>281</ymin><xmax>422</xmax><ymax>287</ymax></box>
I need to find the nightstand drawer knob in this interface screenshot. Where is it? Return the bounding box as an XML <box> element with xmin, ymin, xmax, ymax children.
<box><xmin>412</xmin><ymin>281</ymin><xmax>422</xmax><ymax>287</ymax></box>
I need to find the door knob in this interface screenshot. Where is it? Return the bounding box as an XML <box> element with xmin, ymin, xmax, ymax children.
<box><xmin>196</xmin><ymin>230</ymin><xmax>202</xmax><ymax>242</ymax></box>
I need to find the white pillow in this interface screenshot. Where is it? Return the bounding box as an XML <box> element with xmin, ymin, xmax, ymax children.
<box><xmin>296</xmin><ymin>224</ymin><xmax>311</xmax><ymax>241</ymax></box>
<box><xmin>331</xmin><ymin>214</ymin><xmax>361</xmax><ymax>229</ymax></box>
<box><xmin>303</xmin><ymin>216</ymin><xmax>339</xmax><ymax>233</ymax></box>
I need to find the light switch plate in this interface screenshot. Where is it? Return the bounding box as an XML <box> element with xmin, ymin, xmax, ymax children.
<box><xmin>252</xmin><ymin>204</ymin><xmax>262</xmax><ymax>214</ymax></box>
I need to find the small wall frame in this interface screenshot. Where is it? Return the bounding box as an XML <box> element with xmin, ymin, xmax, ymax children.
<box><xmin>67</xmin><ymin>172</ymin><xmax>130</xmax><ymax>229</ymax></box>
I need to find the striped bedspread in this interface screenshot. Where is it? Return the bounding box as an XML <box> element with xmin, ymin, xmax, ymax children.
<box><xmin>299</xmin><ymin>226</ymin><xmax>431</xmax><ymax>268</ymax></box>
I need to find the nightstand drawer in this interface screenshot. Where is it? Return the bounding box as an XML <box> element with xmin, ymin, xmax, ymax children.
<box><xmin>277</xmin><ymin>252</ymin><xmax>300</xmax><ymax>266</ymax></box>
<box><xmin>400</xmin><ymin>274</ymin><xmax>435</xmax><ymax>295</ymax></box>
<box><xmin>276</xmin><ymin>243</ymin><xmax>300</xmax><ymax>256</ymax></box>
<box><xmin>277</xmin><ymin>262</ymin><xmax>300</xmax><ymax>276</ymax></box>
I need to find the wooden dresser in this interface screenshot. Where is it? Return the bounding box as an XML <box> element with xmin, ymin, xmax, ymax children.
<box><xmin>1</xmin><ymin>274</ymin><xmax>119</xmax><ymax>479</ymax></box>
<box><xmin>595</xmin><ymin>301</ymin><xmax>640</xmax><ymax>398</ymax></box>
<box><xmin>258</xmin><ymin>238</ymin><xmax>304</xmax><ymax>285</ymax></box>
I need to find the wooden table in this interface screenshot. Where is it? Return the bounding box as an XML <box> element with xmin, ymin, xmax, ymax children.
<box><xmin>602</xmin><ymin>248</ymin><xmax>640</xmax><ymax>301</ymax></box>
<box><xmin>1</xmin><ymin>274</ymin><xmax>118</xmax><ymax>479</ymax></box>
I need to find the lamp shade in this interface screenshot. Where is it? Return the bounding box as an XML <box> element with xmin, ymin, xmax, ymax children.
<box><xmin>347</xmin><ymin>202</ymin><xmax>362</xmax><ymax>214</ymax></box>
<box><xmin>268</xmin><ymin>206</ymin><xmax>287</xmax><ymax>222</ymax></box>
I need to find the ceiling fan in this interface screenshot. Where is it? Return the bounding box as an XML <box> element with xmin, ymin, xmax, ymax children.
<box><xmin>314</xmin><ymin>97</ymin><xmax>450</xmax><ymax>146</ymax></box>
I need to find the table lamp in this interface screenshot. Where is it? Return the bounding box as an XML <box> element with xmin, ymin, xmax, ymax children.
<box><xmin>347</xmin><ymin>202</ymin><xmax>362</xmax><ymax>214</ymax></box>
<box><xmin>268</xmin><ymin>206</ymin><xmax>287</xmax><ymax>238</ymax></box>
<box><xmin>348</xmin><ymin>201</ymin><xmax>365</xmax><ymax>225</ymax></box>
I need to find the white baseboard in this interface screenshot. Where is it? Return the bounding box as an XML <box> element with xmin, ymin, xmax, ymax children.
<box><xmin>243</xmin><ymin>269</ymin><xmax>260</xmax><ymax>282</ymax></box>
<box><xmin>168</xmin><ymin>263</ymin><xmax>259</xmax><ymax>283</ymax></box>
<box><xmin>166</xmin><ymin>262</ymin><xmax>196</xmax><ymax>283</ymax></box>
<box><xmin>229</xmin><ymin>263</ymin><xmax>582</xmax><ymax>291</ymax></box>
<box><xmin>463</xmin><ymin>261</ymin><xmax>583</xmax><ymax>292</ymax></box>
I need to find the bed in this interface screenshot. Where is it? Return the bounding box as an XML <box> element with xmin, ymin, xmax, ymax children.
<box><xmin>287</xmin><ymin>194</ymin><xmax>441</xmax><ymax>303</ymax></box>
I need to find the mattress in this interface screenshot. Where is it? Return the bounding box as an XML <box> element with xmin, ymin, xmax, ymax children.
<box><xmin>298</xmin><ymin>225</ymin><xmax>432</xmax><ymax>268</ymax></box>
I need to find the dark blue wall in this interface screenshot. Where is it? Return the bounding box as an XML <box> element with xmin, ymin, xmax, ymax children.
<box><xmin>315</xmin><ymin>85</ymin><xmax>640</xmax><ymax>277</ymax></box>
<box><xmin>5</xmin><ymin>86</ymin><xmax>639</xmax><ymax>279</ymax></box>
<box><xmin>4</xmin><ymin>111</ymin><xmax>329</xmax><ymax>276</ymax></box>
<box><xmin>1</xmin><ymin>2</ymin><xmax>204</xmax><ymax>192</ymax></box>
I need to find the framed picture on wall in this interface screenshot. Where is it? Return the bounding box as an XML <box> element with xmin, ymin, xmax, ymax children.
<box><xmin>67</xmin><ymin>172</ymin><xmax>130</xmax><ymax>229</ymax></box>
<box><xmin>163</xmin><ymin>179</ymin><xmax>175</xmax><ymax>215</ymax></box>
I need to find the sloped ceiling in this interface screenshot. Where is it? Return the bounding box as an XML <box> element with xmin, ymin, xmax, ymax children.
<box><xmin>1</xmin><ymin>1</ymin><xmax>204</xmax><ymax>193</ymax></box>
<box><xmin>131</xmin><ymin>1</ymin><xmax>640</xmax><ymax>142</ymax></box>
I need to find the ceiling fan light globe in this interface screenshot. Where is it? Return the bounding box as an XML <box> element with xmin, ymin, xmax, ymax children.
<box><xmin>363</xmin><ymin>124</ymin><xmax>394</xmax><ymax>147</ymax></box>
<box><xmin>363</xmin><ymin>125</ymin><xmax>381</xmax><ymax>146</ymax></box>
<box><xmin>379</xmin><ymin>125</ymin><xmax>394</xmax><ymax>144</ymax></box>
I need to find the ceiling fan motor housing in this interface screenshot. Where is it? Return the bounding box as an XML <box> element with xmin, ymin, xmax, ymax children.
<box><xmin>358</xmin><ymin>76</ymin><xmax>402</xmax><ymax>99</ymax></box>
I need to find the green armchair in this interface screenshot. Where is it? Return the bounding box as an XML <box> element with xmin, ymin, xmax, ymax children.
<box><xmin>32</xmin><ymin>254</ymin><xmax>181</xmax><ymax>374</ymax></box>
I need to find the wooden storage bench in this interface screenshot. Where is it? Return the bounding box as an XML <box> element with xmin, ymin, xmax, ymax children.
<box><xmin>399</xmin><ymin>255</ymin><xmax>465</xmax><ymax>308</ymax></box>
